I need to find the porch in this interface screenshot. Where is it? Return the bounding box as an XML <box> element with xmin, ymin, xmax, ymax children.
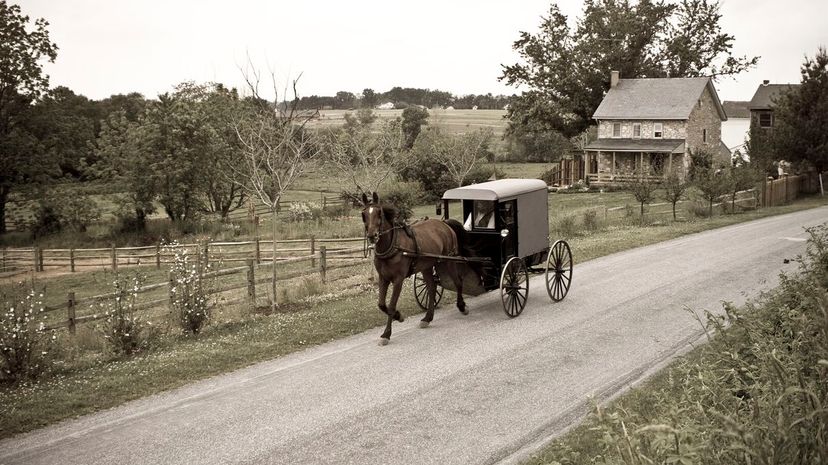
<box><xmin>583</xmin><ymin>138</ymin><xmax>686</xmax><ymax>186</ymax></box>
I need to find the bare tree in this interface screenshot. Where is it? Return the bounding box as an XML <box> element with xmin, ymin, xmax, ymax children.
<box><xmin>326</xmin><ymin>118</ymin><xmax>407</xmax><ymax>199</ymax></box>
<box><xmin>628</xmin><ymin>169</ymin><xmax>657</xmax><ymax>226</ymax></box>
<box><xmin>232</xmin><ymin>67</ymin><xmax>321</xmax><ymax>311</ymax></box>
<box><xmin>425</xmin><ymin>128</ymin><xmax>493</xmax><ymax>187</ymax></box>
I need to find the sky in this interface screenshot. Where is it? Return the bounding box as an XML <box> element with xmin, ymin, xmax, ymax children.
<box><xmin>21</xmin><ymin>0</ymin><xmax>828</xmax><ymax>103</ymax></box>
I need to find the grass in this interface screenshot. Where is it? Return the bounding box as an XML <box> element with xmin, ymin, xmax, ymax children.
<box><xmin>2</xmin><ymin>195</ymin><xmax>827</xmax><ymax>438</ymax></box>
<box><xmin>522</xmin><ymin>224</ymin><xmax>828</xmax><ymax>465</ymax></box>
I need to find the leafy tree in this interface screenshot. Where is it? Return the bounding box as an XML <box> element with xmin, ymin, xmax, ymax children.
<box><xmin>662</xmin><ymin>169</ymin><xmax>688</xmax><ymax>221</ymax></box>
<box><xmin>0</xmin><ymin>1</ymin><xmax>59</xmax><ymax>234</ymax></box>
<box><xmin>361</xmin><ymin>88</ymin><xmax>378</xmax><ymax>108</ymax></box>
<box><xmin>724</xmin><ymin>164</ymin><xmax>760</xmax><ymax>213</ymax></box>
<box><xmin>401</xmin><ymin>106</ymin><xmax>429</xmax><ymax>149</ymax></box>
<box><xmin>500</xmin><ymin>0</ymin><xmax>758</xmax><ymax>138</ymax></box>
<box><xmin>694</xmin><ymin>165</ymin><xmax>729</xmax><ymax>216</ymax></box>
<box><xmin>334</xmin><ymin>91</ymin><xmax>356</xmax><ymax>109</ymax></box>
<box><xmin>772</xmin><ymin>47</ymin><xmax>828</xmax><ymax>174</ymax></box>
<box><xmin>30</xmin><ymin>86</ymin><xmax>97</xmax><ymax>178</ymax></box>
<box><xmin>426</xmin><ymin>128</ymin><xmax>495</xmax><ymax>187</ymax></box>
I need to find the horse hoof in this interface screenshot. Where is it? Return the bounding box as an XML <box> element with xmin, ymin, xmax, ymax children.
<box><xmin>460</xmin><ymin>309</ymin><xmax>469</xmax><ymax>315</ymax></box>
<box><xmin>378</xmin><ymin>338</ymin><xmax>390</xmax><ymax>346</ymax></box>
<box><xmin>419</xmin><ymin>321</ymin><xmax>430</xmax><ymax>328</ymax></box>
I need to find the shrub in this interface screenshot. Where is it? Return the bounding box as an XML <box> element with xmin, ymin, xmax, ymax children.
<box><xmin>551</xmin><ymin>214</ymin><xmax>578</xmax><ymax>238</ymax></box>
<box><xmin>59</xmin><ymin>195</ymin><xmax>101</xmax><ymax>232</ymax></box>
<box><xmin>582</xmin><ymin>209</ymin><xmax>599</xmax><ymax>231</ymax></box>
<box><xmin>167</xmin><ymin>242</ymin><xmax>214</xmax><ymax>334</ymax></box>
<box><xmin>0</xmin><ymin>285</ymin><xmax>51</xmax><ymax>382</ymax></box>
<box><xmin>286</xmin><ymin>201</ymin><xmax>322</xmax><ymax>222</ymax></box>
<box><xmin>686</xmin><ymin>200</ymin><xmax>710</xmax><ymax>218</ymax></box>
<box><xmin>29</xmin><ymin>201</ymin><xmax>62</xmax><ymax>239</ymax></box>
<box><xmin>96</xmin><ymin>274</ymin><xmax>151</xmax><ymax>356</ymax></box>
<box><xmin>382</xmin><ymin>180</ymin><xmax>425</xmax><ymax>220</ymax></box>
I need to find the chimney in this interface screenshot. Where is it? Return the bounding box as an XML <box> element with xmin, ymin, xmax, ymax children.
<box><xmin>611</xmin><ymin>70</ymin><xmax>620</xmax><ymax>88</ymax></box>
<box><xmin>762</xmin><ymin>80</ymin><xmax>770</xmax><ymax>86</ymax></box>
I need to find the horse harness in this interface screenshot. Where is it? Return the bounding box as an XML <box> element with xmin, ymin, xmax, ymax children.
<box><xmin>367</xmin><ymin>210</ymin><xmax>422</xmax><ymax>277</ymax></box>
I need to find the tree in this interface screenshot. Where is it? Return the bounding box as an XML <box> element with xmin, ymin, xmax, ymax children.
<box><xmin>428</xmin><ymin>128</ymin><xmax>494</xmax><ymax>187</ymax></box>
<box><xmin>0</xmin><ymin>1</ymin><xmax>59</xmax><ymax>233</ymax></box>
<box><xmin>361</xmin><ymin>88</ymin><xmax>378</xmax><ymax>108</ymax></box>
<box><xmin>725</xmin><ymin>164</ymin><xmax>760</xmax><ymax>213</ymax></box>
<box><xmin>401</xmin><ymin>106</ymin><xmax>428</xmax><ymax>149</ymax></box>
<box><xmin>694</xmin><ymin>165</ymin><xmax>729</xmax><ymax>216</ymax></box>
<box><xmin>628</xmin><ymin>170</ymin><xmax>657</xmax><ymax>225</ymax></box>
<box><xmin>662</xmin><ymin>169</ymin><xmax>688</xmax><ymax>221</ymax></box>
<box><xmin>327</xmin><ymin>117</ymin><xmax>407</xmax><ymax>197</ymax></box>
<box><xmin>772</xmin><ymin>47</ymin><xmax>828</xmax><ymax>174</ymax></box>
<box><xmin>334</xmin><ymin>91</ymin><xmax>356</xmax><ymax>109</ymax></box>
<box><xmin>30</xmin><ymin>86</ymin><xmax>97</xmax><ymax>178</ymax></box>
<box><xmin>500</xmin><ymin>0</ymin><xmax>758</xmax><ymax>138</ymax></box>
<box><xmin>232</xmin><ymin>70</ymin><xmax>322</xmax><ymax>312</ymax></box>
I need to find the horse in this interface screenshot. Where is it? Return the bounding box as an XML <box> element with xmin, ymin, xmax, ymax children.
<box><xmin>361</xmin><ymin>192</ymin><xmax>471</xmax><ymax>345</ymax></box>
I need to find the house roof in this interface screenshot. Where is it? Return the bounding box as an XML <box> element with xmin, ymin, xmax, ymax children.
<box><xmin>592</xmin><ymin>77</ymin><xmax>726</xmax><ymax>121</ymax></box>
<box><xmin>584</xmin><ymin>138</ymin><xmax>685</xmax><ymax>154</ymax></box>
<box><xmin>722</xmin><ymin>101</ymin><xmax>751</xmax><ymax>118</ymax></box>
<box><xmin>748</xmin><ymin>84</ymin><xmax>800</xmax><ymax>110</ymax></box>
<box><xmin>442</xmin><ymin>179</ymin><xmax>548</xmax><ymax>201</ymax></box>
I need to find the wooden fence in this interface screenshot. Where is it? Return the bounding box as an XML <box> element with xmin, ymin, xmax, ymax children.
<box><xmin>0</xmin><ymin>236</ymin><xmax>366</xmax><ymax>275</ymax></box>
<box><xmin>36</xmin><ymin>244</ymin><xmax>369</xmax><ymax>333</ymax></box>
<box><xmin>760</xmin><ymin>173</ymin><xmax>824</xmax><ymax>207</ymax></box>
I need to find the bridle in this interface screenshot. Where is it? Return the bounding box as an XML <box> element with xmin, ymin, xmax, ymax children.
<box><xmin>362</xmin><ymin>204</ymin><xmax>404</xmax><ymax>259</ymax></box>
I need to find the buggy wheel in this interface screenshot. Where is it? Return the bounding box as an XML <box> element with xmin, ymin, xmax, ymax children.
<box><xmin>545</xmin><ymin>240</ymin><xmax>573</xmax><ymax>302</ymax></box>
<box><xmin>500</xmin><ymin>257</ymin><xmax>529</xmax><ymax>318</ymax></box>
<box><xmin>413</xmin><ymin>270</ymin><xmax>443</xmax><ymax>311</ymax></box>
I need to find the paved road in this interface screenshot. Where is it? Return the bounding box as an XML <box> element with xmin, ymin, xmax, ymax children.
<box><xmin>2</xmin><ymin>207</ymin><xmax>826</xmax><ymax>465</ymax></box>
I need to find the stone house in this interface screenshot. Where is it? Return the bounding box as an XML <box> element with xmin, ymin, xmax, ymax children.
<box><xmin>582</xmin><ymin>71</ymin><xmax>730</xmax><ymax>184</ymax></box>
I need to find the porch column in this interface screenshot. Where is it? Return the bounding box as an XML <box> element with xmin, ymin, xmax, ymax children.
<box><xmin>611</xmin><ymin>152</ymin><xmax>616</xmax><ymax>179</ymax></box>
<box><xmin>668</xmin><ymin>152</ymin><xmax>673</xmax><ymax>174</ymax></box>
<box><xmin>639</xmin><ymin>152</ymin><xmax>644</xmax><ymax>177</ymax></box>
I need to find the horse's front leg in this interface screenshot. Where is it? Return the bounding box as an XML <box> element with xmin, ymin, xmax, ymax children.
<box><xmin>377</xmin><ymin>276</ymin><xmax>390</xmax><ymax>316</ymax></box>
<box><xmin>379</xmin><ymin>277</ymin><xmax>405</xmax><ymax>345</ymax></box>
<box><xmin>454</xmin><ymin>263</ymin><xmax>468</xmax><ymax>315</ymax></box>
<box><xmin>419</xmin><ymin>269</ymin><xmax>437</xmax><ymax>328</ymax></box>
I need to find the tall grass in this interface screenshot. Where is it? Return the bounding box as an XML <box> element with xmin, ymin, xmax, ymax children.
<box><xmin>528</xmin><ymin>224</ymin><xmax>828</xmax><ymax>465</ymax></box>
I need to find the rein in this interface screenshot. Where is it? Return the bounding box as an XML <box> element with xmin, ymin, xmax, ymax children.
<box><xmin>363</xmin><ymin>204</ymin><xmax>410</xmax><ymax>260</ymax></box>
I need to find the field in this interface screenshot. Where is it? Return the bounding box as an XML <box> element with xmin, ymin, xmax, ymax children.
<box><xmin>312</xmin><ymin>109</ymin><xmax>508</xmax><ymax>138</ymax></box>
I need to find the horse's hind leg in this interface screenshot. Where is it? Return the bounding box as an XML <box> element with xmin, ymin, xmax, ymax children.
<box><xmin>419</xmin><ymin>269</ymin><xmax>437</xmax><ymax>328</ymax></box>
<box><xmin>453</xmin><ymin>264</ymin><xmax>468</xmax><ymax>315</ymax></box>
<box><xmin>379</xmin><ymin>278</ymin><xmax>405</xmax><ymax>345</ymax></box>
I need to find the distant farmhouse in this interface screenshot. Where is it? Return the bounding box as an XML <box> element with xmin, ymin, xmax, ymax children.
<box><xmin>577</xmin><ymin>71</ymin><xmax>730</xmax><ymax>185</ymax></box>
<box><xmin>721</xmin><ymin>100</ymin><xmax>751</xmax><ymax>160</ymax></box>
<box><xmin>748</xmin><ymin>80</ymin><xmax>800</xmax><ymax>130</ymax></box>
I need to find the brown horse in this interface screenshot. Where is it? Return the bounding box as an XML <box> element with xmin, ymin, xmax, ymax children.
<box><xmin>361</xmin><ymin>192</ymin><xmax>469</xmax><ymax>345</ymax></box>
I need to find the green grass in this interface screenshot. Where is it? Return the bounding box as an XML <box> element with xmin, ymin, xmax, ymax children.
<box><xmin>523</xmin><ymin>224</ymin><xmax>828</xmax><ymax>465</ymax></box>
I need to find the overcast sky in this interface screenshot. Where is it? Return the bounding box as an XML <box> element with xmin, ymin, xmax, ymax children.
<box><xmin>21</xmin><ymin>0</ymin><xmax>828</xmax><ymax>103</ymax></box>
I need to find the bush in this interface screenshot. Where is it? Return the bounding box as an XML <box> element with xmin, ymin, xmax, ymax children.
<box><xmin>96</xmin><ymin>274</ymin><xmax>152</xmax><ymax>356</ymax></box>
<box><xmin>551</xmin><ymin>214</ymin><xmax>578</xmax><ymax>238</ymax></box>
<box><xmin>29</xmin><ymin>202</ymin><xmax>62</xmax><ymax>239</ymax></box>
<box><xmin>687</xmin><ymin>200</ymin><xmax>711</xmax><ymax>218</ymax></box>
<box><xmin>382</xmin><ymin>180</ymin><xmax>424</xmax><ymax>220</ymax></box>
<box><xmin>59</xmin><ymin>195</ymin><xmax>101</xmax><ymax>232</ymax></box>
<box><xmin>286</xmin><ymin>202</ymin><xmax>323</xmax><ymax>222</ymax></box>
<box><xmin>0</xmin><ymin>285</ymin><xmax>51</xmax><ymax>383</ymax></box>
<box><xmin>582</xmin><ymin>209</ymin><xmax>599</xmax><ymax>231</ymax></box>
<box><xmin>167</xmin><ymin>242</ymin><xmax>214</xmax><ymax>334</ymax></box>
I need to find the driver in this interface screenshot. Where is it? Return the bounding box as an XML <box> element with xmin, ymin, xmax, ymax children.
<box><xmin>464</xmin><ymin>200</ymin><xmax>494</xmax><ymax>229</ymax></box>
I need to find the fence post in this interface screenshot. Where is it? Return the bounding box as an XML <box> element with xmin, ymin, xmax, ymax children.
<box><xmin>203</xmin><ymin>241</ymin><xmax>210</xmax><ymax>267</ymax></box>
<box><xmin>246</xmin><ymin>259</ymin><xmax>256</xmax><ymax>311</ymax></box>
<box><xmin>37</xmin><ymin>247</ymin><xmax>44</xmax><ymax>272</ymax></box>
<box><xmin>254</xmin><ymin>235</ymin><xmax>261</xmax><ymax>264</ymax></box>
<box><xmin>1</xmin><ymin>247</ymin><xmax>5</xmax><ymax>272</ymax></box>
<box><xmin>310</xmin><ymin>236</ymin><xmax>316</xmax><ymax>268</ymax></box>
<box><xmin>168</xmin><ymin>271</ymin><xmax>175</xmax><ymax>313</ymax></box>
<box><xmin>32</xmin><ymin>247</ymin><xmax>38</xmax><ymax>272</ymax></box>
<box><xmin>111</xmin><ymin>246</ymin><xmax>118</xmax><ymax>272</ymax></box>
<box><xmin>319</xmin><ymin>245</ymin><xmax>327</xmax><ymax>283</ymax></box>
<box><xmin>67</xmin><ymin>292</ymin><xmax>76</xmax><ymax>335</ymax></box>
<box><xmin>156</xmin><ymin>243</ymin><xmax>161</xmax><ymax>269</ymax></box>
<box><xmin>769</xmin><ymin>178</ymin><xmax>774</xmax><ymax>207</ymax></box>
<box><xmin>70</xmin><ymin>248</ymin><xmax>75</xmax><ymax>272</ymax></box>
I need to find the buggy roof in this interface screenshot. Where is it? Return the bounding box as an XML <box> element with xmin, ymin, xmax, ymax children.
<box><xmin>442</xmin><ymin>179</ymin><xmax>548</xmax><ymax>201</ymax></box>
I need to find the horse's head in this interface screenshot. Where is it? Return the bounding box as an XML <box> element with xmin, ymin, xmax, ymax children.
<box><xmin>361</xmin><ymin>192</ymin><xmax>383</xmax><ymax>243</ymax></box>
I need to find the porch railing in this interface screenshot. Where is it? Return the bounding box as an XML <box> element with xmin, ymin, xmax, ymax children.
<box><xmin>587</xmin><ymin>173</ymin><xmax>664</xmax><ymax>184</ymax></box>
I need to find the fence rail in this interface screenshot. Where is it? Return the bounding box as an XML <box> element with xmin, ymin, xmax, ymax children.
<box><xmin>40</xmin><ymin>244</ymin><xmax>370</xmax><ymax>333</ymax></box>
<box><xmin>1</xmin><ymin>236</ymin><xmax>366</xmax><ymax>274</ymax></box>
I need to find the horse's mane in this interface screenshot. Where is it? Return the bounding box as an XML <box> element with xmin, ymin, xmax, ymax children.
<box><xmin>378</xmin><ymin>202</ymin><xmax>401</xmax><ymax>224</ymax></box>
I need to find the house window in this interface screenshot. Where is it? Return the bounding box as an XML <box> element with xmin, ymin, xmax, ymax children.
<box><xmin>703</xmin><ymin>128</ymin><xmax>707</xmax><ymax>143</ymax></box>
<box><xmin>612</xmin><ymin>123</ymin><xmax>621</xmax><ymax>137</ymax></box>
<box><xmin>759</xmin><ymin>112</ymin><xmax>773</xmax><ymax>128</ymax></box>
<box><xmin>633</xmin><ymin>123</ymin><xmax>641</xmax><ymax>138</ymax></box>
<box><xmin>653</xmin><ymin>123</ymin><xmax>663</xmax><ymax>138</ymax></box>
